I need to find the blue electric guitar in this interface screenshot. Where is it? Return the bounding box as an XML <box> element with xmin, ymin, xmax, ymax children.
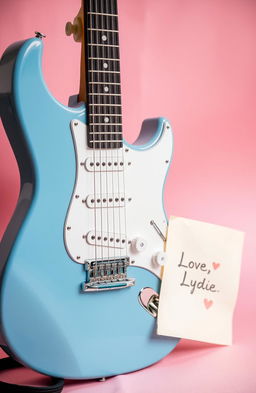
<box><xmin>0</xmin><ymin>0</ymin><xmax>179</xmax><ymax>379</ymax></box>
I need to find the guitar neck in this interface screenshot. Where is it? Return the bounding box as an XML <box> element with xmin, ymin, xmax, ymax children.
<box><xmin>83</xmin><ymin>0</ymin><xmax>123</xmax><ymax>149</ymax></box>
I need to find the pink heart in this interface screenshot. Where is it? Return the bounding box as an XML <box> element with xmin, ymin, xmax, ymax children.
<box><xmin>212</xmin><ymin>262</ymin><xmax>220</xmax><ymax>270</ymax></box>
<box><xmin>204</xmin><ymin>299</ymin><xmax>213</xmax><ymax>309</ymax></box>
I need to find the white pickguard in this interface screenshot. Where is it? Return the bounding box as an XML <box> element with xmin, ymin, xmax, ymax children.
<box><xmin>64</xmin><ymin>119</ymin><xmax>173</xmax><ymax>278</ymax></box>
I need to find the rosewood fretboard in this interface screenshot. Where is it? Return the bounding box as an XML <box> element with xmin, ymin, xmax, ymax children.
<box><xmin>84</xmin><ymin>0</ymin><xmax>122</xmax><ymax>149</ymax></box>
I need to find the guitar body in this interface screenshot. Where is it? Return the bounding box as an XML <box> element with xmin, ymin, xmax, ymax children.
<box><xmin>0</xmin><ymin>38</ymin><xmax>178</xmax><ymax>379</ymax></box>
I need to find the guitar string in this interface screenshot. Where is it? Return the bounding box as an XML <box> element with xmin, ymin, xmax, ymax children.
<box><xmin>88</xmin><ymin>0</ymin><xmax>128</xmax><ymax>278</ymax></box>
<box><xmin>107</xmin><ymin>1</ymin><xmax>117</xmax><ymax>269</ymax></box>
<box><xmin>112</xmin><ymin>0</ymin><xmax>123</xmax><ymax>271</ymax></box>
<box><xmin>96</xmin><ymin>0</ymin><xmax>104</xmax><ymax>266</ymax></box>
<box><xmin>99</xmin><ymin>0</ymin><xmax>110</xmax><ymax>269</ymax></box>
<box><xmin>89</xmin><ymin>0</ymin><xmax>98</xmax><ymax>267</ymax></box>
<box><xmin>114</xmin><ymin>0</ymin><xmax>129</xmax><ymax>266</ymax></box>
<box><xmin>100</xmin><ymin>0</ymin><xmax>111</xmax><ymax>273</ymax></box>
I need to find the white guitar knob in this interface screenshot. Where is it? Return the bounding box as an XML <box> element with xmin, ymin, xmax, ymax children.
<box><xmin>152</xmin><ymin>252</ymin><xmax>167</xmax><ymax>267</ymax></box>
<box><xmin>131</xmin><ymin>238</ymin><xmax>147</xmax><ymax>253</ymax></box>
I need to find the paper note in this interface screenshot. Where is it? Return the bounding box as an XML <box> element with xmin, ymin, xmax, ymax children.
<box><xmin>157</xmin><ymin>217</ymin><xmax>244</xmax><ymax>345</ymax></box>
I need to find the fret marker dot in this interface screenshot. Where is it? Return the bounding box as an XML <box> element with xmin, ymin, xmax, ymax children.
<box><xmin>104</xmin><ymin>86</ymin><xmax>109</xmax><ymax>92</ymax></box>
<box><xmin>103</xmin><ymin>63</ymin><xmax>108</xmax><ymax>69</ymax></box>
<box><xmin>102</xmin><ymin>35</ymin><xmax>107</xmax><ymax>41</ymax></box>
<box><xmin>104</xmin><ymin>117</ymin><xmax>110</xmax><ymax>123</ymax></box>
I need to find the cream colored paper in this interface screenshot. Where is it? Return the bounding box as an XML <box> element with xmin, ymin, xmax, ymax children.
<box><xmin>157</xmin><ymin>217</ymin><xmax>244</xmax><ymax>345</ymax></box>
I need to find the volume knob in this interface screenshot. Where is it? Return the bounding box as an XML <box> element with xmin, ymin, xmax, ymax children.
<box><xmin>152</xmin><ymin>251</ymin><xmax>167</xmax><ymax>267</ymax></box>
<box><xmin>131</xmin><ymin>238</ymin><xmax>147</xmax><ymax>253</ymax></box>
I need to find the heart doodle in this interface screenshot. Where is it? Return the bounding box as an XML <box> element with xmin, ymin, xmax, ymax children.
<box><xmin>204</xmin><ymin>299</ymin><xmax>213</xmax><ymax>309</ymax></box>
<box><xmin>212</xmin><ymin>262</ymin><xmax>220</xmax><ymax>270</ymax></box>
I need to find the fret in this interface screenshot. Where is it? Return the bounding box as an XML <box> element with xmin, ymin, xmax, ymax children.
<box><xmin>89</xmin><ymin>113</ymin><xmax>122</xmax><ymax>117</ymax></box>
<box><xmin>88</xmin><ymin>130</ymin><xmax>122</xmax><ymax>136</ymax></box>
<box><xmin>89</xmin><ymin>93</ymin><xmax>121</xmax><ymax>96</ymax></box>
<box><xmin>89</xmin><ymin>131</ymin><xmax>122</xmax><ymax>134</ymax></box>
<box><xmin>88</xmin><ymin>43</ymin><xmax>119</xmax><ymax>48</ymax></box>
<box><xmin>87</xmin><ymin>12</ymin><xmax>118</xmax><ymax>17</ymax></box>
<box><xmin>90</xmin><ymin>123</ymin><xmax>122</xmax><ymax>126</ymax></box>
<box><xmin>89</xmin><ymin>123</ymin><xmax>122</xmax><ymax>129</ymax></box>
<box><xmin>88</xmin><ymin>82</ymin><xmax>120</xmax><ymax>85</ymax></box>
<box><xmin>89</xmin><ymin>103</ymin><xmax>121</xmax><ymax>106</ymax></box>
<box><xmin>87</xmin><ymin>28</ymin><xmax>118</xmax><ymax>33</ymax></box>
<box><xmin>89</xmin><ymin>57</ymin><xmax>119</xmax><ymax>61</ymax></box>
<box><xmin>90</xmin><ymin>139</ymin><xmax>120</xmax><ymax>143</ymax></box>
<box><xmin>89</xmin><ymin>70</ymin><xmax>120</xmax><ymax>74</ymax></box>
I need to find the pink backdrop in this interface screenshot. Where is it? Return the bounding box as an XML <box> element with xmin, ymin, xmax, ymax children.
<box><xmin>0</xmin><ymin>0</ymin><xmax>255</xmax><ymax>391</ymax></box>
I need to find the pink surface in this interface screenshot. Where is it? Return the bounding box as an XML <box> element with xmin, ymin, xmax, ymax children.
<box><xmin>0</xmin><ymin>0</ymin><xmax>255</xmax><ymax>392</ymax></box>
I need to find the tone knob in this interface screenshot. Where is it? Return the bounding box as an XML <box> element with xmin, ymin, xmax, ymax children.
<box><xmin>152</xmin><ymin>251</ymin><xmax>167</xmax><ymax>267</ymax></box>
<box><xmin>131</xmin><ymin>238</ymin><xmax>147</xmax><ymax>253</ymax></box>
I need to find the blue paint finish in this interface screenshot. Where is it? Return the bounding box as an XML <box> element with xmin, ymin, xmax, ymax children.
<box><xmin>0</xmin><ymin>38</ymin><xmax>178</xmax><ymax>379</ymax></box>
<box><xmin>125</xmin><ymin>117</ymin><xmax>167</xmax><ymax>150</ymax></box>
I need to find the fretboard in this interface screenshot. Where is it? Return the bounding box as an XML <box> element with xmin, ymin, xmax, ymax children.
<box><xmin>84</xmin><ymin>0</ymin><xmax>122</xmax><ymax>149</ymax></box>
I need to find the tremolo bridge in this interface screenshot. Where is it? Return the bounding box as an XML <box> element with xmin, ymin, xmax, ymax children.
<box><xmin>82</xmin><ymin>257</ymin><xmax>135</xmax><ymax>292</ymax></box>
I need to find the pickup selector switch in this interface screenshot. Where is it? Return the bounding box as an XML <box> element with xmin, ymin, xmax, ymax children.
<box><xmin>132</xmin><ymin>238</ymin><xmax>147</xmax><ymax>253</ymax></box>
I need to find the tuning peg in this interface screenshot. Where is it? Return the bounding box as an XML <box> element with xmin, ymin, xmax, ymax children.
<box><xmin>65</xmin><ymin>8</ymin><xmax>83</xmax><ymax>42</ymax></box>
<box><xmin>65</xmin><ymin>22</ymin><xmax>76</xmax><ymax>36</ymax></box>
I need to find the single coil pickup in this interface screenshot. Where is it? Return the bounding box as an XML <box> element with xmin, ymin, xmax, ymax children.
<box><xmin>86</xmin><ymin>194</ymin><xmax>127</xmax><ymax>208</ymax></box>
<box><xmin>86</xmin><ymin>231</ymin><xmax>126</xmax><ymax>248</ymax></box>
<box><xmin>85</xmin><ymin>157</ymin><xmax>124</xmax><ymax>172</ymax></box>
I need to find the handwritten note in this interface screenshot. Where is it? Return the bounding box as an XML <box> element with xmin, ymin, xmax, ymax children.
<box><xmin>157</xmin><ymin>217</ymin><xmax>244</xmax><ymax>345</ymax></box>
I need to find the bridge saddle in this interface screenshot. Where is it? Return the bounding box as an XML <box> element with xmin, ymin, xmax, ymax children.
<box><xmin>82</xmin><ymin>257</ymin><xmax>135</xmax><ymax>292</ymax></box>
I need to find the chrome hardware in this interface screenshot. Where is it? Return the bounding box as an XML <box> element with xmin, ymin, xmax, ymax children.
<box><xmin>82</xmin><ymin>257</ymin><xmax>135</xmax><ymax>292</ymax></box>
<box><xmin>138</xmin><ymin>287</ymin><xmax>159</xmax><ymax>318</ymax></box>
<box><xmin>35</xmin><ymin>31</ymin><xmax>46</xmax><ymax>39</ymax></box>
<box><xmin>147</xmin><ymin>294</ymin><xmax>159</xmax><ymax>318</ymax></box>
<box><xmin>150</xmin><ymin>220</ymin><xmax>166</xmax><ymax>242</ymax></box>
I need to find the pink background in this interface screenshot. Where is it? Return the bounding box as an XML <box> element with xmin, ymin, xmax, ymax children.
<box><xmin>0</xmin><ymin>0</ymin><xmax>255</xmax><ymax>391</ymax></box>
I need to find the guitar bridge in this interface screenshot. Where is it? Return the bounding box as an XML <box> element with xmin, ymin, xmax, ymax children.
<box><xmin>81</xmin><ymin>257</ymin><xmax>135</xmax><ymax>292</ymax></box>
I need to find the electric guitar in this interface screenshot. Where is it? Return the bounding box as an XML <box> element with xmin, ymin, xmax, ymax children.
<box><xmin>0</xmin><ymin>0</ymin><xmax>179</xmax><ymax>379</ymax></box>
